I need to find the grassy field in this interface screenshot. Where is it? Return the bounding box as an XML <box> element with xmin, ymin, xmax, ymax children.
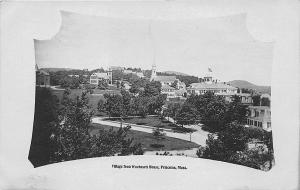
<box><xmin>51</xmin><ymin>88</ymin><xmax>120</xmax><ymax>114</ymax></box>
<box><xmin>106</xmin><ymin>116</ymin><xmax>196</xmax><ymax>133</ymax></box>
<box><xmin>89</xmin><ymin>123</ymin><xmax>199</xmax><ymax>152</ymax></box>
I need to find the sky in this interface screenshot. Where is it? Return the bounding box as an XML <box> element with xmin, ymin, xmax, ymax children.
<box><xmin>35</xmin><ymin>11</ymin><xmax>273</xmax><ymax>85</ymax></box>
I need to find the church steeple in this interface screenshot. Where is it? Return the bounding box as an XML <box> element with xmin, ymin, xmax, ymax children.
<box><xmin>150</xmin><ymin>64</ymin><xmax>156</xmax><ymax>81</ymax></box>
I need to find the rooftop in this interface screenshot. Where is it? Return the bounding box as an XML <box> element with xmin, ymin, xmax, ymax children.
<box><xmin>161</xmin><ymin>84</ymin><xmax>175</xmax><ymax>90</ymax></box>
<box><xmin>248</xmin><ymin>106</ymin><xmax>270</xmax><ymax>110</ymax></box>
<box><xmin>188</xmin><ymin>82</ymin><xmax>237</xmax><ymax>90</ymax></box>
<box><xmin>215</xmin><ymin>92</ymin><xmax>251</xmax><ymax>96</ymax></box>
<box><xmin>154</xmin><ymin>76</ymin><xmax>177</xmax><ymax>82</ymax></box>
<box><xmin>92</xmin><ymin>72</ymin><xmax>109</xmax><ymax>79</ymax></box>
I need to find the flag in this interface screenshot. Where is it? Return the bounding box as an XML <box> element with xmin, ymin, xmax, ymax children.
<box><xmin>208</xmin><ymin>67</ymin><xmax>212</xmax><ymax>72</ymax></box>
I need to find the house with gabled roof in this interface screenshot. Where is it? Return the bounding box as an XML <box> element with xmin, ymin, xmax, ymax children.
<box><xmin>90</xmin><ymin>72</ymin><xmax>112</xmax><ymax>85</ymax></box>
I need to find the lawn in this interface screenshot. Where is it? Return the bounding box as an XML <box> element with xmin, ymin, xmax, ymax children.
<box><xmin>105</xmin><ymin>116</ymin><xmax>196</xmax><ymax>133</ymax></box>
<box><xmin>51</xmin><ymin>87</ymin><xmax>120</xmax><ymax>115</ymax></box>
<box><xmin>89</xmin><ymin>123</ymin><xmax>199</xmax><ymax>152</ymax></box>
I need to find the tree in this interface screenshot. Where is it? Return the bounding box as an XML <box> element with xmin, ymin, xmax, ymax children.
<box><xmin>144</xmin><ymin>81</ymin><xmax>161</xmax><ymax>97</ymax></box>
<box><xmin>201</xmin><ymin>98</ymin><xmax>227</xmax><ymax>131</ymax></box>
<box><xmin>148</xmin><ymin>94</ymin><xmax>167</xmax><ymax>115</ymax></box>
<box><xmin>175</xmin><ymin>103</ymin><xmax>199</xmax><ymax>127</ymax></box>
<box><xmin>252</xmin><ymin>95</ymin><xmax>261</xmax><ymax>106</ymax></box>
<box><xmin>121</xmin><ymin>89</ymin><xmax>132</xmax><ymax>116</ymax></box>
<box><xmin>50</xmin><ymin>91</ymin><xmax>143</xmax><ymax>163</ymax></box>
<box><xmin>132</xmin><ymin>96</ymin><xmax>150</xmax><ymax>117</ymax></box>
<box><xmin>152</xmin><ymin>126</ymin><xmax>166</xmax><ymax>148</ymax></box>
<box><xmin>129</xmin><ymin>83</ymin><xmax>140</xmax><ymax>94</ymax></box>
<box><xmin>29</xmin><ymin>87</ymin><xmax>59</xmax><ymax>167</ymax></box>
<box><xmin>103</xmin><ymin>93</ymin><xmax>124</xmax><ymax>117</ymax></box>
<box><xmin>97</xmin><ymin>99</ymin><xmax>106</xmax><ymax>113</ymax></box>
<box><xmin>164</xmin><ymin>102</ymin><xmax>181</xmax><ymax>120</ymax></box>
<box><xmin>225</xmin><ymin>95</ymin><xmax>247</xmax><ymax>124</ymax></box>
<box><xmin>197</xmin><ymin>122</ymin><xmax>248</xmax><ymax>161</ymax></box>
<box><xmin>112</xmin><ymin>70</ymin><xmax>123</xmax><ymax>81</ymax></box>
<box><xmin>229</xmin><ymin>147</ymin><xmax>274</xmax><ymax>171</ymax></box>
<box><xmin>83</xmin><ymin>84</ymin><xmax>96</xmax><ymax>94</ymax></box>
<box><xmin>98</xmin><ymin>79</ymin><xmax>108</xmax><ymax>90</ymax></box>
<box><xmin>185</xmin><ymin>92</ymin><xmax>215</xmax><ymax>118</ymax></box>
<box><xmin>196</xmin><ymin>122</ymin><xmax>274</xmax><ymax>170</ymax></box>
<box><xmin>116</xmin><ymin>81</ymin><xmax>121</xmax><ymax>89</ymax></box>
<box><xmin>171</xmin><ymin>80</ymin><xmax>178</xmax><ymax>89</ymax></box>
<box><xmin>261</xmin><ymin>97</ymin><xmax>270</xmax><ymax>107</ymax></box>
<box><xmin>129</xmin><ymin>78</ymin><xmax>150</xmax><ymax>94</ymax></box>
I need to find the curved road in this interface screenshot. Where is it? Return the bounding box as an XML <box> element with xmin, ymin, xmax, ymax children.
<box><xmin>91</xmin><ymin>117</ymin><xmax>209</xmax><ymax>146</ymax></box>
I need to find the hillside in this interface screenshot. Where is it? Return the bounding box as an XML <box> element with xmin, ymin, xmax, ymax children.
<box><xmin>228</xmin><ymin>80</ymin><xmax>271</xmax><ymax>94</ymax></box>
<box><xmin>163</xmin><ymin>71</ymin><xmax>190</xmax><ymax>76</ymax></box>
<box><xmin>42</xmin><ymin>68</ymin><xmax>74</xmax><ymax>72</ymax></box>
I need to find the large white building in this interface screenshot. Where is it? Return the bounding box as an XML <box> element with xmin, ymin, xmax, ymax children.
<box><xmin>187</xmin><ymin>82</ymin><xmax>238</xmax><ymax>95</ymax></box>
<box><xmin>215</xmin><ymin>92</ymin><xmax>253</xmax><ymax>104</ymax></box>
<box><xmin>246</xmin><ymin>106</ymin><xmax>271</xmax><ymax>131</ymax></box>
<box><xmin>187</xmin><ymin>68</ymin><xmax>238</xmax><ymax>95</ymax></box>
<box><xmin>90</xmin><ymin>72</ymin><xmax>112</xmax><ymax>85</ymax></box>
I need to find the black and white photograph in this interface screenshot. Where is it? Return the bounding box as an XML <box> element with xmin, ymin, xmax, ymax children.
<box><xmin>31</xmin><ymin>11</ymin><xmax>274</xmax><ymax>170</ymax></box>
<box><xmin>0</xmin><ymin>1</ymin><xmax>299</xmax><ymax>190</ymax></box>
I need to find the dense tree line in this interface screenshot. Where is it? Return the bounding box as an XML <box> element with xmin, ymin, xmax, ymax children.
<box><xmin>163</xmin><ymin>92</ymin><xmax>247</xmax><ymax>131</ymax></box>
<box><xmin>98</xmin><ymin>81</ymin><xmax>167</xmax><ymax>118</ymax></box>
<box><xmin>29</xmin><ymin>87</ymin><xmax>143</xmax><ymax>167</ymax></box>
<box><xmin>252</xmin><ymin>94</ymin><xmax>271</xmax><ymax>106</ymax></box>
<box><xmin>161</xmin><ymin>91</ymin><xmax>273</xmax><ymax>170</ymax></box>
<box><xmin>196</xmin><ymin>122</ymin><xmax>274</xmax><ymax>170</ymax></box>
<box><xmin>49</xmin><ymin>71</ymin><xmax>89</xmax><ymax>88</ymax></box>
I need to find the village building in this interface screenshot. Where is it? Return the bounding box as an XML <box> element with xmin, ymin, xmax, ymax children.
<box><xmin>150</xmin><ymin>64</ymin><xmax>176</xmax><ymax>85</ymax></box>
<box><xmin>176</xmin><ymin>80</ymin><xmax>186</xmax><ymax>90</ymax></box>
<box><xmin>89</xmin><ymin>71</ymin><xmax>112</xmax><ymax>85</ymax></box>
<box><xmin>161</xmin><ymin>84</ymin><xmax>176</xmax><ymax>98</ymax></box>
<box><xmin>187</xmin><ymin>68</ymin><xmax>237</xmax><ymax>95</ymax></box>
<box><xmin>187</xmin><ymin>82</ymin><xmax>238</xmax><ymax>95</ymax></box>
<box><xmin>149</xmin><ymin>64</ymin><xmax>187</xmax><ymax>99</ymax></box>
<box><xmin>215</xmin><ymin>92</ymin><xmax>253</xmax><ymax>105</ymax></box>
<box><xmin>174</xmin><ymin>88</ymin><xmax>187</xmax><ymax>98</ymax></box>
<box><xmin>246</xmin><ymin>106</ymin><xmax>271</xmax><ymax>131</ymax></box>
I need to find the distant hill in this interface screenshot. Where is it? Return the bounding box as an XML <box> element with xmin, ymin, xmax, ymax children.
<box><xmin>163</xmin><ymin>71</ymin><xmax>190</xmax><ymax>76</ymax></box>
<box><xmin>42</xmin><ymin>68</ymin><xmax>74</xmax><ymax>72</ymax></box>
<box><xmin>228</xmin><ymin>80</ymin><xmax>271</xmax><ymax>94</ymax></box>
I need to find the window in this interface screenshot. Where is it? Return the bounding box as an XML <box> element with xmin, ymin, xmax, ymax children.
<box><xmin>267</xmin><ymin>122</ymin><xmax>271</xmax><ymax>128</ymax></box>
<box><xmin>254</xmin><ymin>121</ymin><xmax>257</xmax><ymax>126</ymax></box>
<box><xmin>255</xmin><ymin>111</ymin><xmax>259</xmax><ymax>117</ymax></box>
<box><xmin>258</xmin><ymin>122</ymin><xmax>262</xmax><ymax>128</ymax></box>
<box><xmin>260</xmin><ymin>110</ymin><xmax>265</xmax><ymax>117</ymax></box>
